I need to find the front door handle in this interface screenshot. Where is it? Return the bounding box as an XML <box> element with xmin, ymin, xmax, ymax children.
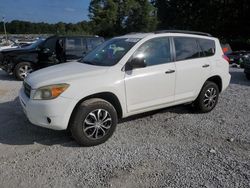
<box><xmin>202</xmin><ymin>64</ymin><xmax>210</xmax><ymax>68</ymax></box>
<box><xmin>165</xmin><ymin>70</ymin><xmax>175</xmax><ymax>74</ymax></box>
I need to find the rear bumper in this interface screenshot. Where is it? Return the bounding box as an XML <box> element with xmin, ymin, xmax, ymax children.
<box><xmin>222</xmin><ymin>73</ymin><xmax>231</xmax><ymax>92</ymax></box>
<box><xmin>19</xmin><ymin>87</ymin><xmax>78</xmax><ymax>130</ymax></box>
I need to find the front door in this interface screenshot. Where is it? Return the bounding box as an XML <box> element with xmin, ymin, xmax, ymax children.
<box><xmin>125</xmin><ymin>37</ymin><xmax>176</xmax><ymax>113</ymax></box>
<box><xmin>38</xmin><ymin>36</ymin><xmax>58</xmax><ymax>68</ymax></box>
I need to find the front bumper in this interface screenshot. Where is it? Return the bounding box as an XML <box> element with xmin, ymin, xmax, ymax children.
<box><xmin>19</xmin><ymin>87</ymin><xmax>78</xmax><ymax>130</ymax></box>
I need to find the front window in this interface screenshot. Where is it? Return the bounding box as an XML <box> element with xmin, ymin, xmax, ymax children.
<box><xmin>25</xmin><ymin>39</ymin><xmax>44</xmax><ymax>49</ymax></box>
<box><xmin>80</xmin><ymin>38</ymin><xmax>140</xmax><ymax>66</ymax></box>
<box><xmin>131</xmin><ymin>37</ymin><xmax>171</xmax><ymax>66</ymax></box>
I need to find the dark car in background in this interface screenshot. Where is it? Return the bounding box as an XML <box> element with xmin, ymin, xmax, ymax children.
<box><xmin>244</xmin><ymin>56</ymin><xmax>250</xmax><ymax>80</ymax></box>
<box><xmin>0</xmin><ymin>35</ymin><xmax>104</xmax><ymax>80</ymax></box>
<box><xmin>227</xmin><ymin>51</ymin><xmax>250</xmax><ymax>68</ymax></box>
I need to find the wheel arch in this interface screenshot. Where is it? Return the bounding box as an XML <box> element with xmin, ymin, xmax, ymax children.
<box><xmin>13</xmin><ymin>60</ymin><xmax>34</xmax><ymax>70</ymax></box>
<box><xmin>206</xmin><ymin>75</ymin><xmax>222</xmax><ymax>92</ymax></box>
<box><xmin>68</xmin><ymin>92</ymin><xmax>123</xmax><ymax>129</ymax></box>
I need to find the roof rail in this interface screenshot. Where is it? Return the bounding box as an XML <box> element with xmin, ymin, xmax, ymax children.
<box><xmin>154</xmin><ymin>30</ymin><xmax>212</xmax><ymax>37</ymax></box>
<box><xmin>126</xmin><ymin>32</ymin><xmax>146</xmax><ymax>35</ymax></box>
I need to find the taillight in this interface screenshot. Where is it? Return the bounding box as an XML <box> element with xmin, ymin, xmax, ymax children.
<box><xmin>222</xmin><ymin>55</ymin><xmax>230</xmax><ymax>63</ymax></box>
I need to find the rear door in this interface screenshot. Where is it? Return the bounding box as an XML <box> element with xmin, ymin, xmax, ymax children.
<box><xmin>65</xmin><ymin>37</ymin><xmax>86</xmax><ymax>60</ymax></box>
<box><xmin>173</xmin><ymin>37</ymin><xmax>212</xmax><ymax>102</ymax></box>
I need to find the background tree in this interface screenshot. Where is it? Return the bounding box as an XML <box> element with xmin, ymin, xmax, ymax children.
<box><xmin>154</xmin><ymin>0</ymin><xmax>250</xmax><ymax>41</ymax></box>
<box><xmin>89</xmin><ymin>0</ymin><xmax>118</xmax><ymax>37</ymax></box>
<box><xmin>88</xmin><ymin>0</ymin><xmax>157</xmax><ymax>37</ymax></box>
<box><xmin>124</xmin><ymin>0</ymin><xmax>158</xmax><ymax>33</ymax></box>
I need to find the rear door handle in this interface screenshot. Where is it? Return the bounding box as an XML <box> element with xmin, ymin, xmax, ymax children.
<box><xmin>165</xmin><ymin>70</ymin><xmax>175</xmax><ymax>74</ymax></box>
<box><xmin>202</xmin><ymin>64</ymin><xmax>210</xmax><ymax>68</ymax></box>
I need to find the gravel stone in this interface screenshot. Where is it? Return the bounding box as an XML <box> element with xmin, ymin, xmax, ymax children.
<box><xmin>0</xmin><ymin>68</ymin><xmax>249</xmax><ymax>187</ymax></box>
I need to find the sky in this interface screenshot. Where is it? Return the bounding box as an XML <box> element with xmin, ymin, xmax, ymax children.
<box><xmin>0</xmin><ymin>0</ymin><xmax>91</xmax><ymax>23</ymax></box>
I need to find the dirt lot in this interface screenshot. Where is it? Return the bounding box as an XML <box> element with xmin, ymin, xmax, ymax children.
<box><xmin>0</xmin><ymin>68</ymin><xmax>249</xmax><ymax>188</ymax></box>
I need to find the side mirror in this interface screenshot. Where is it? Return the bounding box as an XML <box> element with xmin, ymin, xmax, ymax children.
<box><xmin>125</xmin><ymin>57</ymin><xmax>147</xmax><ymax>71</ymax></box>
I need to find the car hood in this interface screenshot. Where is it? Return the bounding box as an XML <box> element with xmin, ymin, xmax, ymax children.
<box><xmin>0</xmin><ymin>46</ymin><xmax>17</xmax><ymax>51</ymax></box>
<box><xmin>0</xmin><ymin>47</ymin><xmax>34</xmax><ymax>54</ymax></box>
<box><xmin>26</xmin><ymin>62</ymin><xmax>109</xmax><ymax>89</ymax></box>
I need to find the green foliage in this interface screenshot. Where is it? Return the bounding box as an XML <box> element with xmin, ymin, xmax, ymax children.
<box><xmin>89</xmin><ymin>0</ymin><xmax>157</xmax><ymax>37</ymax></box>
<box><xmin>1</xmin><ymin>0</ymin><xmax>249</xmax><ymax>43</ymax></box>
<box><xmin>89</xmin><ymin>0</ymin><xmax>119</xmax><ymax>36</ymax></box>
<box><xmin>0</xmin><ymin>20</ymin><xmax>92</xmax><ymax>35</ymax></box>
<box><xmin>154</xmin><ymin>0</ymin><xmax>250</xmax><ymax>40</ymax></box>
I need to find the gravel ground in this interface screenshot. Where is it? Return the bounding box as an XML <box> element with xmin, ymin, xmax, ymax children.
<box><xmin>0</xmin><ymin>68</ymin><xmax>249</xmax><ymax>188</ymax></box>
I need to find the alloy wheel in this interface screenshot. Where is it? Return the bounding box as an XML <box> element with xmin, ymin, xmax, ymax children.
<box><xmin>203</xmin><ymin>87</ymin><xmax>217</xmax><ymax>108</ymax></box>
<box><xmin>83</xmin><ymin>109</ymin><xmax>112</xmax><ymax>140</ymax></box>
<box><xmin>19</xmin><ymin>65</ymin><xmax>33</xmax><ymax>79</ymax></box>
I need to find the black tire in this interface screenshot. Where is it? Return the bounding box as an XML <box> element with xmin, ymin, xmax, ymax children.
<box><xmin>14</xmin><ymin>62</ymin><xmax>33</xmax><ymax>81</ymax></box>
<box><xmin>246</xmin><ymin>74</ymin><xmax>250</xmax><ymax>80</ymax></box>
<box><xmin>194</xmin><ymin>81</ymin><xmax>219</xmax><ymax>113</ymax></box>
<box><xmin>70</xmin><ymin>98</ymin><xmax>118</xmax><ymax>146</ymax></box>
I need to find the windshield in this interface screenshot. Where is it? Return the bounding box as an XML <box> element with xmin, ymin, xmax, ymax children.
<box><xmin>24</xmin><ymin>39</ymin><xmax>45</xmax><ymax>49</ymax></box>
<box><xmin>80</xmin><ymin>37</ymin><xmax>141</xmax><ymax>66</ymax></box>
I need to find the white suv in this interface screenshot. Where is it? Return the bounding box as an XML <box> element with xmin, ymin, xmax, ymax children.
<box><xmin>19</xmin><ymin>31</ymin><xmax>231</xmax><ymax>146</ymax></box>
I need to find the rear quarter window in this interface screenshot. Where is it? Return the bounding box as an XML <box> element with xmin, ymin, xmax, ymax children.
<box><xmin>198</xmin><ymin>39</ymin><xmax>216</xmax><ymax>57</ymax></box>
<box><xmin>66</xmin><ymin>38</ymin><xmax>83</xmax><ymax>50</ymax></box>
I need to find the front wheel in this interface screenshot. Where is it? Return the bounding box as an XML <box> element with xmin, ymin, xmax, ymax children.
<box><xmin>194</xmin><ymin>81</ymin><xmax>219</xmax><ymax>113</ymax></box>
<box><xmin>70</xmin><ymin>98</ymin><xmax>118</xmax><ymax>146</ymax></box>
<box><xmin>14</xmin><ymin>62</ymin><xmax>33</xmax><ymax>81</ymax></box>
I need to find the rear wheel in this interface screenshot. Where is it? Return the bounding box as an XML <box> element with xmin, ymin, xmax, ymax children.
<box><xmin>194</xmin><ymin>81</ymin><xmax>219</xmax><ymax>113</ymax></box>
<box><xmin>14</xmin><ymin>62</ymin><xmax>33</xmax><ymax>81</ymax></box>
<box><xmin>70</xmin><ymin>98</ymin><xmax>118</xmax><ymax>146</ymax></box>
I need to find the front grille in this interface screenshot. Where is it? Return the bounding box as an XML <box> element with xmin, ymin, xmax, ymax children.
<box><xmin>23</xmin><ymin>82</ymin><xmax>31</xmax><ymax>98</ymax></box>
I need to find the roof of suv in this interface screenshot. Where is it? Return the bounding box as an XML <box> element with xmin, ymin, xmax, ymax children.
<box><xmin>121</xmin><ymin>30</ymin><xmax>214</xmax><ymax>39</ymax></box>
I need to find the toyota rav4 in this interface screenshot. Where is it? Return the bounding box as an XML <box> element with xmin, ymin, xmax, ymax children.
<box><xmin>19</xmin><ymin>31</ymin><xmax>231</xmax><ymax>146</ymax></box>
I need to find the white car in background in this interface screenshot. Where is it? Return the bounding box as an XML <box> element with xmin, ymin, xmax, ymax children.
<box><xmin>0</xmin><ymin>39</ymin><xmax>19</xmax><ymax>51</ymax></box>
<box><xmin>19</xmin><ymin>30</ymin><xmax>231</xmax><ymax>146</ymax></box>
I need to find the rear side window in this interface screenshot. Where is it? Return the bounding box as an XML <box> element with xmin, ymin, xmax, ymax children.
<box><xmin>174</xmin><ymin>37</ymin><xmax>200</xmax><ymax>61</ymax></box>
<box><xmin>66</xmin><ymin>38</ymin><xmax>83</xmax><ymax>50</ymax></box>
<box><xmin>198</xmin><ymin>39</ymin><xmax>216</xmax><ymax>57</ymax></box>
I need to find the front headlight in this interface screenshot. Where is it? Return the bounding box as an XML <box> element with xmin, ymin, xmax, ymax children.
<box><xmin>33</xmin><ymin>84</ymin><xmax>69</xmax><ymax>100</ymax></box>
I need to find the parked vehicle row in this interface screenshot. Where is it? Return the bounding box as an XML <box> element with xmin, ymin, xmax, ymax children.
<box><xmin>0</xmin><ymin>35</ymin><xmax>104</xmax><ymax>80</ymax></box>
<box><xmin>18</xmin><ymin>31</ymin><xmax>231</xmax><ymax>146</ymax></box>
<box><xmin>227</xmin><ymin>50</ymin><xmax>250</xmax><ymax>68</ymax></box>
